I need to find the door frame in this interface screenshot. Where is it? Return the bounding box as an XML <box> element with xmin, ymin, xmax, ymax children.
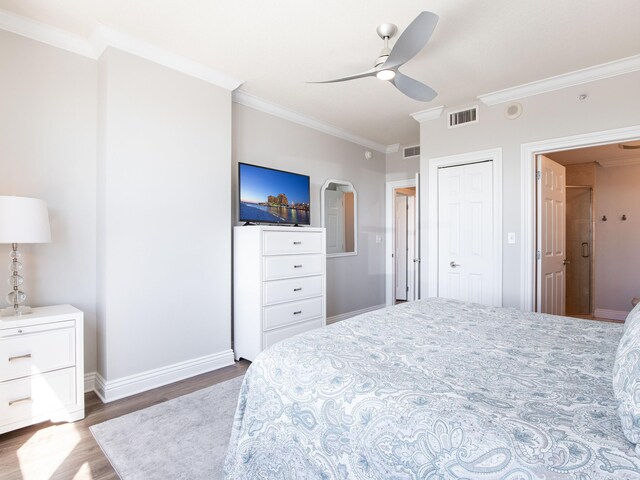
<box><xmin>520</xmin><ymin>124</ymin><xmax>640</xmax><ymax>311</ymax></box>
<box><xmin>385</xmin><ymin>178</ymin><xmax>416</xmax><ymax>306</ymax></box>
<box><xmin>427</xmin><ymin>148</ymin><xmax>503</xmax><ymax>306</ymax></box>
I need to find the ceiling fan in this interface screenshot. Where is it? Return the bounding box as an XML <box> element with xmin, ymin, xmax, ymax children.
<box><xmin>309</xmin><ymin>11</ymin><xmax>439</xmax><ymax>102</ymax></box>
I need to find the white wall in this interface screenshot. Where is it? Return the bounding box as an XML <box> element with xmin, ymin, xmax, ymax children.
<box><xmin>0</xmin><ymin>31</ymin><xmax>98</xmax><ymax>373</ymax></box>
<box><xmin>97</xmin><ymin>48</ymin><xmax>232</xmax><ymax>380</ymax></box>
<box><xmin>419</xmin><ymin>72</ymin><xmax>640</xmax><ymax>308</ymax></box>
<box><xmin>232</xmin><ymin>104</ymin><xmax>386</xmax><ymax>317</ymax></box>
<box><xmin>595</xmin><ymin>163</ymin><xmax>640</xmax><ymax>312</ymax></box>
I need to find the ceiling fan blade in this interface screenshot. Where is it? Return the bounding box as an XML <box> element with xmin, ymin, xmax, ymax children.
<box><xmin>391</xmin><ymin>72</ymin><xmax>437</xmax><ymax>101</ymax></box>
<box><xmin>385</xmin><ymin>11</ymin><xmax>439</xmax><ymax>69</ymax></box>
<box><xmin>307</xmin><ymin>68</ymin><xmax>378</xmax><ymax>84</ymax></box>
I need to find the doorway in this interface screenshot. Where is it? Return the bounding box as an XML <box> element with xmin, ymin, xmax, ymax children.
<box><xmin>533</xmin><ymin>138</ymin><xmax>640</xmax><ymax>320</ymax></box>
<box><xmin>395</xmin><ymin>187</ymin><xmax>417</xmax><ymax>303</ymax></box>
<box><xmin>520</xmin><ymin>125</ymin><xmax>640</xmax><ymax>312</ymax></box>
<box><xmin>385</xmin><ymin>178</ymin><xmax>420</xmax><ymax>306</ymax></box>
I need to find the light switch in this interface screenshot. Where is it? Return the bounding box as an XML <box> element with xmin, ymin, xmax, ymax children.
<box><xmin>507</xmin><ymin>232</ymin><xmax>516</xmax><ymax>244</ymax></box>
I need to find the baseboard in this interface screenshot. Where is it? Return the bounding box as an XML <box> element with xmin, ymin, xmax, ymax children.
<box><xmin>327</xmin><ymin>304</ymin><xmax>386</xmax><ymax>325</ymax></box>
<box><xmin>93</xmin><ymin>349</ymin><xmax>235</xmax><ymax>403</ymax></box>
<box><xmin>594</xmin><ymin>308</ymin><xmax>629</xmax><ymax>321</ymax></box>
<box><xmin>84</xmin><ymin>371</ymin><xmax>96</xmax><ymax>393</ymax></box>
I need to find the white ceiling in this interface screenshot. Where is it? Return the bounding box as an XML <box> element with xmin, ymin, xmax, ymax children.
<box><xmin>1</xmin><ymin>0</ymin><xmax>639</xmax><ymax>146</ymax></box>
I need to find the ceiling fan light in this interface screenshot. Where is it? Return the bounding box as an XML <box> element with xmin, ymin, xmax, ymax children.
<box><xmin>376</xmin><ymin>69</ymin><xmax>396</xmax><ymax>81</ymax></box>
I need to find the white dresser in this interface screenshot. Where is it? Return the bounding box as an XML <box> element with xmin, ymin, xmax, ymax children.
<box><xmin>234</xmin><ymin>225</ymin><xmax>326</xmax><ymax>361</ymax></box>
<box><xmin>0</xmin><ymin>305</ymin><xmax>84</xmax><ymax>434</ymax></box>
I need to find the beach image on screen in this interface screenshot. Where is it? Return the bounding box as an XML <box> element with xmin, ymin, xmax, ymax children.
<box><xmin>239</xmin><ymin>164</ymin><xmax>310</xmax><ymax>224</ymax></box>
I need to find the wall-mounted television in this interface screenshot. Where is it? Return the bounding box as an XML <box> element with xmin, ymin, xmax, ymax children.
<box><xmin>238</xmin><ymin>163</ymin><xmax>311</xmax><ymax>225</ymax></box>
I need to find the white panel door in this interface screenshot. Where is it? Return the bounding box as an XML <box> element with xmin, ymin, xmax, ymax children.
<box><xmin>325</xmin><ymin>190</ymin><xmax>344</xmax><ymax>255</ymax></box>
<box><xmin>407</xmin><ymin>195</ymin><xmax>416</xmax><ymax>301</ymax></box>
<box><xmin>438</xmin><ymin>161</ymin><xmax>494</xmax><ymax>304</ymax></box>
<box><xmin>414</xmin><ymin>172</ymin><xmax>421</xmax><ymax>300</ymax></box>
<box><xmin>395</xmin><ymin>195</ymin><xmax>408</xmax><ymax>300</ymax></box>
<box><xmin>537</xmin><ymin>155</ymin><xmax>566</xmax><ymax>315</ymax></box>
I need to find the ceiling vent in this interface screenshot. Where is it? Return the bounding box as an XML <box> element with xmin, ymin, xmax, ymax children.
<box><xmin>403</xmin><ymin>145</ymin><xmax>420</xmax><ymax>159</ymax></box>
<box><xmin>448</xmin><ymin>106</ymin><xmax>478</xmax><ymax>128</ymax></box>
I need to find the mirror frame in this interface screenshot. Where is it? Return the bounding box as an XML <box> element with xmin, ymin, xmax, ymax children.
<box><xmin>321</xmin><ymin>179</ymin><xmax>358</xmax><ymax>258</ymax></box>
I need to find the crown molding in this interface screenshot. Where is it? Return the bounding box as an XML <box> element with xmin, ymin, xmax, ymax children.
<box><xmin>478</xmin><ymin>54</ymin><xmax>640</xmax><ymax>106</ymax></box>
<box><xmin>410</xmin><ymin>106</ymin><xmax>445</xmax><ymax>123</ymax></box>
<box><xmin>233</xmin><ymin>90</ymin><xmax>387</xmax><ymax>153</ymax></box>
<box><xmin>385</xmin><ymin>144</ymin><xmax>400</xmax><ymax>154</ymax></box>
<box><xmin>0</xmin><ymin>8</ymin><xmax>95</xmax><ymax>58</ymax></box>
<box><xmin>0</xmin><ymin>8</ymin><xmax>244</xmax><ymax>91</ymax></box>
<box><xmin>91</xmin><ymin>25</ymin><xmax>244</xmax><ymax>91</ymax></box>
<box><xmin>597</xmin><ymin>156</ymin><xmax>640</xmax><ymax>168</ymax></box>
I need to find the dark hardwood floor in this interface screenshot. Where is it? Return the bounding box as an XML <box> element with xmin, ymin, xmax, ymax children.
<box><xmin>0</xmin><ymin>361</ymin><xmax>249</xmax><ymax>480</ymax></box>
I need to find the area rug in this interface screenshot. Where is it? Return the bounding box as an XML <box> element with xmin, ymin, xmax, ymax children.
<box><xmin>90</xmin><ymin>375</ymin><xmax>244</xmax><ymax>480</ymax></box>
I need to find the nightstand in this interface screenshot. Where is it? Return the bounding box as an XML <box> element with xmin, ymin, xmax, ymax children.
<box><xmin>0</xmin><ymin>305</ymin><xmax>84</xmax><ymax>434</ymax></box>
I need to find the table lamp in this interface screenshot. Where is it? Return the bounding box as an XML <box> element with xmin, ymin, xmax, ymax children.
<box><xmin>0</xmin><ymin>196</ymin><xmax>51</xmax><ymax>317</ymax></box>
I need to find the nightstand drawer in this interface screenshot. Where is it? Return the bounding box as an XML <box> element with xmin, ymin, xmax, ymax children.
<box><xmin>264</xmin><ymin>276</ymin><xmax>323</xmax><ymax>306</ymax></box>
<box><xmin>0</xmin><ymin>327</ymin><xmax>75</xmax><ymax>382</ymax></box>
<box><xmin>264</xmin><ymin>297</ymin><xmax>323</xmax><ymax>330</ymax></box>
<box><xmin>264</xmin><ymin>254</ymin><xmax>323</xmax><ymax>280</ymax></box>
<box><xmin>263</xmin><ymin>318</ymin><xmax>323</xmax><ymax>350</ymax></box>
<box><xmin>263</xmin><ymin>230</ymin><xmax>323</xmax><ymax>255</ymax></box>
<box><xmin>0</xmin><ymin>367</ymin><xmax>76</xmax><ymax>425</ymax></box>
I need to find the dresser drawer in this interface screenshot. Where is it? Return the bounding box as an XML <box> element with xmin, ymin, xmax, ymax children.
<box><xmin>0</xmin><ymin>367</ymin><xmax>76</xmax><ymax>425</ymax></box>
<box><xmin>264</xmin><ymin>254</ymin><xmax>323</xmax><ymax>280</ymax></box>
<box><xmin>0</xmin><ymin>327</ymin><xmax>75</xmax><ymax>382</ymax></box>
<box><xmin>263</xmin><ymin>318</ymin><xmax>323</xmax><ymax>350</ymax></box>
<box><xmin>264</xmin><ymin>276</ymin><xmax>323</xmax><ymax>306</ymax></box>
<box><xmin>263</xmin><ymin>230</ymin><xmax>323</xmax><ymax>255</ymax></box>
<box><xmin>264</xmin><ymin>297</ymin><xmax>323</xmax><ymax>330</ymax></box>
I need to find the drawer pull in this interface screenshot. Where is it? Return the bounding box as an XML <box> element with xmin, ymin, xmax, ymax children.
<box><xmin>8</xmin><ymin>353</ymin><xmax>32</xmax><ymax>362</ymax></box>
<box><xmin>293</xmin><ymin>241</ymin><xmax>302</xmax><ymax>245</ymax></box>
<box><xmin>293</xmin><ymin>310</ymin><xmax>302</xmax><ymax>315</ymax></box>
<box><xmin>9</xmin><ymin>396</ymin><xmax>32</xmax><ymax>407</ymax></box>
<box><xmin>293</xmin><ymin>265</ymin><xmax>303</xmax><ymax>268</ymax></box>
<box><xmin>293</xmin><ymin>287</ymin><xmax>302</xmax><ymax>292</ymax></box>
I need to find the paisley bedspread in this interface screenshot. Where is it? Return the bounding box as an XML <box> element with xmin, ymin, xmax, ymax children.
<box><xmin>224</xmin><ymin>298</ymin><xmax>640</xmax><ymax>479</ymax></box>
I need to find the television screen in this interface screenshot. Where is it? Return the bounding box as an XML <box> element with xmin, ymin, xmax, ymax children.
<box><xmin>239</xmin><ymin>163</ymin><xmax>311</xmax><ymax>225</ymax></box>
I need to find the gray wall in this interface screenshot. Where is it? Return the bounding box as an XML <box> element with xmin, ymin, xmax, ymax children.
<box><xmin>419</xmin><ymin>72</ymin><xmax>640</xmax><ymax>308</ymax></box>
<box><xmin>0</xmin><ymin>31</ymin><xmax>98</xmax><ymax>373</ymax></box>
<box><xmin>232</xmin><ymin>104</ymin><xmax>386</xmax><ymax>317</ymax></box>
<box><xmin>97</xmin><ymin>48</ymin><xmax>232</xmax><ymax>379</ymax></box>
<box><xmin>385</xmin><ymin>144</ymin><xmax>420</xmax><ymax>182</ymax></box>
<box><xmin>594</xmin><ymin>163</ymin><xmax>640</xmax><ymax>312</ymax></box>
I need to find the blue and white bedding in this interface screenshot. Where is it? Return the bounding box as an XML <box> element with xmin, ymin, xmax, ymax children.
<box><xmin>225</xmin><ymin>298</ymin><xmax>640</xmax><ymax>479</ymax></box>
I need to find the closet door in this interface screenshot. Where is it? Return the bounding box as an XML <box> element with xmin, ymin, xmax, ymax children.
<box><xmin>438</xmin><ymin>161</ymin><xmax>494</xmax><ymax>304</ymax></box>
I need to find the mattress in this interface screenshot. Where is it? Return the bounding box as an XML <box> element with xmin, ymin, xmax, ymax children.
<box><xmin>225</xmin><ymin>298</ymin><xmax>640</xmax><ymax>479</ymax></box>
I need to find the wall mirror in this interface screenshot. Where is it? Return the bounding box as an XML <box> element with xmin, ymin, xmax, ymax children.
<box><xmin>321</xmin><ymin>179</ymin><xmax>357</xmax><ymax>257</ymax></box>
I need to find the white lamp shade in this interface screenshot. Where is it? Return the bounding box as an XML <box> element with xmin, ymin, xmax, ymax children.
<box><xmin>0</xmin><ymin>196</ymin><xmax>51</xmax><ymax>244</ymax></box>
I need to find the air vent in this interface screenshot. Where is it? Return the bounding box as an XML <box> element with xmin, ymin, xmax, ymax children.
<box><xmin>448</xmin><ymin>106</ymin><xmax>478</xmax><ymax>128</ymax></box>
<box><xmin>403</xmin><ymin>145</ymin><xmax>420</xmax><ymax>159</ymax></box>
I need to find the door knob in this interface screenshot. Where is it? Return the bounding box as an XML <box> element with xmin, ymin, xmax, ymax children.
<box><xmin>450</xmin><ymin>261</ymin><xmax>461</xmax><ymax>268</ymax></box>
<box><xmin>563</xmin><ymin>259</ymin><xmax>570</xmax><ymax>265</ymax></box>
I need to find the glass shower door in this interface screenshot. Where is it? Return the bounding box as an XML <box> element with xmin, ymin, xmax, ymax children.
<box><xmin>566</xmin><ymin>186</ymin><xmax>592</xmax><ymax>315</ymax></box>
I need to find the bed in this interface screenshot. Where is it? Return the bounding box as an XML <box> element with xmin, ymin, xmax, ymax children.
<box><xmin>224</xmin><ymin>298</ymin><xmax>640</xmax><ymax>479</ymax></box>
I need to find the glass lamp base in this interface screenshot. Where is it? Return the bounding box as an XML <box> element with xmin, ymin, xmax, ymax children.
<box><xmin>0</xmin><ymin>305</ymin><xmax>32</xmax><ymax>318</ymax></box>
